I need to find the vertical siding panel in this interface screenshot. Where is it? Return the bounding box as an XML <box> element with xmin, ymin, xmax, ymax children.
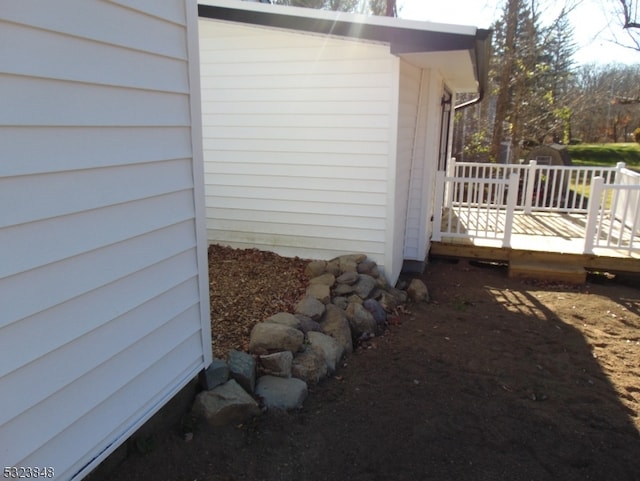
<box><xmin>0</xmin><ymin>2</ymin><xmax>209</xmax><ymax>479</ymax></box>
<box><xmin>200</xmin><ymin>19</ymin><xmax>393</xmax><ymax>273</ymax></box>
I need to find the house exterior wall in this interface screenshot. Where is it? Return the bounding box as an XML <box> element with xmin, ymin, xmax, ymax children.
<box><xmin>402</xmin><ymin>67</ymin><xmax>447</xmax><ymax>263</ymax></box>
<box><xmin>0</xmin><ymin>1</ymin><xmax>211</xmax><ymax>479</ymax></box>
<box><xmin>199</xmin><ymin>19</ymin><xmax>400</xmax><ymax>278</ymax></box>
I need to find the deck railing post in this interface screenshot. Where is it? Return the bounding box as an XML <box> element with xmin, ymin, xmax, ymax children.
<box><xmin>584</xmin><ymin>176</ymin><xmax>605</xmax><ymax>254</ymax></box>
<box><xmin>524</xmin><ymin>160</ymin><xmax>537</xmax><ymax>214</ymax></box>
<box><xmin>445</xmin><ymin>158</ymin><xmax>456</xmax><ymax>209</ymax></box>
<box><xmin>614</xmin><ymin>162</ymin><xmax>626</xmax><ymax>184</ymax></box>
<box><xmin>502</xmin><ymin>173</ymin><xmax>519</xmax><ymax>248</ymax></box>
<box><xmin>432</xmin><ymin>171</ymin><xmax>445</xmax><ymax>241</ymax></box>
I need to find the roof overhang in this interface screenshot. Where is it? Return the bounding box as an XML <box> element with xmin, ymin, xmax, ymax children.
<box><xmin>198</xmin><ymin>0</ymin><xmax>491</xmax><ymax>96</ymax></box>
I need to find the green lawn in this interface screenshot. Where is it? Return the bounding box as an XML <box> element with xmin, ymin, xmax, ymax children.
<box><xmin>567</xmin><ymin>143</ymin><xmax>640</xmax><ymax>169</ymax></box>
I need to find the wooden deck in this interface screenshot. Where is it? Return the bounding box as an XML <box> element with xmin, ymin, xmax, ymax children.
<box><xmin>431</xmin><ymin>210</ymin><xmax>640</xmax><ymax>277</ymax></box>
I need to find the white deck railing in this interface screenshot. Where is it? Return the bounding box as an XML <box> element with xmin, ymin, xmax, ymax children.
<box><xmin>434</xmin><ymin>159</ymin><xmax>640</xmax><ymax>255</ymax></box>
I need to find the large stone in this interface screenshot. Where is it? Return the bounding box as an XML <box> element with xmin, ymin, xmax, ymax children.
<box><xmin>334</xmin><ymin>283</ymin><xmax>356</xmax><ymax>296</ymax></box>
<box><xmin>357</xmin><ymin>260</ymin><xmax>379</xmax><ymax>277</ymax></box>
<box><xmin>345</xmin><ymin>302</ymin><xmax>377</xmax><ymax>337</ymax></box>
<box><xmin>304</xmin><ymin>260</ymin><xmax>327</xmax><ymax>278</ymax></box>
<box><xmin>377</xmin><ymin>291</ymin><xmax>398</xmax><ymax>312</ymax></box>
<box><xmin>331</xmin><ymin>296</ymin><xmax>349</xmax><ymax>310</ymax></box>
<box><xmin>265</xmin><ymin>312</ymin><xmax>301</xmax><ymax>330</ymax></box>
<box><xmin>389</xmin><ymin>287</ymin><xmax>408</xmax><ymax>304</ymax></box>
<box><xmin>292</xmin><ymin>346</ymin><xmax>328</xmax><ymax>384</ymax></box>
<box><xmin>336</xmin><ymin>271</ymin><xmax>359</xmax><ymax>285</ymax></box>
<box><xmin>295</xmin><ymin>314</ymin><xmax>323</xmax><ymax>334</ymax></box>
<box><xmin>227</xmin><ymin>350</ymin><xmax>256</xmax><ymax>394</ymax></box>
<box><xmin>306</xmin><ymin>283</ymin><xmax>331</xmax><ymax>304</ymax></box>
<box><xmin>256</xmin><ymin>375</ymin><xmax>308</xmax><ymax>410</ymax></box>
<box><xmin>294</xmin><ymin>295</ymin><xmax>326</xmax><ymax>320</ymax></box>
<box><xmin>308</xmin><ymin>331</ymin><xmax>344</xmax><ymax>373</ymax></box>
<box><xmin>258</xmin><ymin>351</ymin><xmax>293</xmax><ymax>378</ymax></box>
<box><xmin>407</xmin><ymin>279</ymin><xmax>430</xmax><ymax>303</ymax></box>
<box><xmin>320</xmin><ymin>304</ymin><xmax>353</xmax><ymax>354</ymax></box>
<box><xmin>193</xmin><ymin>379</ymin><xmax>260</xmax><ymax>426</ymax></box>
<box><xmin>308</xmin><ymin>273</ymin><xmax>335</xmax><ymax>286</ymax></box>
<box><xmin>249</xmin><ymin>322</ymin><xmax>304</xmax><ymax>354</ymax></box>
<box><xmin>200</xmin><ymin>358</ymin><xmax>229</xmax><ymax>390</ymax></box>
<box><xmin>353</xmin><ymin>274</ymin><xmax>377</xmax><ymax>299</ymax></box>
<box><xmin>363</xmin><ymin>298</ymin><xmax>387</xmax><ymax>328</ymax></box>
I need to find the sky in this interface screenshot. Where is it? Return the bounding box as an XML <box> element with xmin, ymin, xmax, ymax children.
<box><xmin>395</xmin><ymin>0</ymin><xmax>640</xmax><ymax>65</ymax></box>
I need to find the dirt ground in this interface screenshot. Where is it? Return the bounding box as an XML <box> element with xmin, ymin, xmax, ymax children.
<box><xmin>109</xmin><ymin>248</ymin><xmax>640</xmax><ymax>481</ymax></box>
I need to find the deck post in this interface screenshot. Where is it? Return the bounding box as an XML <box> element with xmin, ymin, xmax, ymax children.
<box><xmin>614</xmin><ymin>162</ymin><xmax>626</xmax><ymax>183</ymax></box>
<box><xmin>502</xmin><ymin>173</ymin><xmax>519</xmax><ymax>248</ymax></box>
<box><xmin>584</xmin><ymin>176</ymin><xmax>605</xmax><ymax>254</ymax></box>
<box><xmin>523</xmin><ymin>160</ymin><xmax>537</xmax><ymax>214</ymax></box>
<box><xmin>445</xmin><ymin>158</ymin><xmax>456</xmax><ymax>209</ymax></box>
<box><xmin>432</xmin><ymin>171</ymin><xmax>445</xmax><ymax>241</ymax></box>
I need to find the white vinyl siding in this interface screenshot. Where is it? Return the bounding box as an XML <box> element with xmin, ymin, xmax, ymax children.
<box><xmin>200</xmin><ymin>19</ymin><xmax>395</xmax><ymax>272</ymax></box>
<box><xmin>0</xmin><ymin>2</ymin><xmax>210</xmax><ymax>480</ymax></box>
<box><xmin>397</xmin><ymin>60</ymin><xmax>424</xmax><ymax>261</ymax></box>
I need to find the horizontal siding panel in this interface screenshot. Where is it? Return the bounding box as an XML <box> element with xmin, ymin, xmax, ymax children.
<box><xmin>205</xmin><ymin>162</ymin><xmax>387</xmax><ymax>181</ymax></box>
<box><xmin>200</xmin><ymin>58</ymin><xmax>392</xmax><ymax>77</ymax></box>
<box><xmin>207</xmin><ymin>218</ymin><xmax>385</xmax><ymax>243</ymax></box>
<box><xmin>0</xmin><ymin>127</ymin><xmax>193</xmax><ymax>177</ymax></box>
<box><xmin>1</xmin><ymin>190</ymin><xmax>195</xmax><ymax>280</ymax></box>
<box><xmin>208</xmin><ymin>207</ymin><xmax>386</xmax><ymax>231</ymax></box>
<box><xmin>0</xmin><ymin>74</ymin><xmax>190</xmax><ymax>127</ymax></box>
<box><xmin>44</xmin><ymin>343</ymin><xmax>202</xmax><ymax>480</ymax></box>
<box><xmin>0</xmin><ymin>21</ymin><xmax>188</xmax><ymax>93</ymax></box>
<box><xmin>204</xmin><ymin>125</ymin><xmax>388</xmax><ymax>143</ymax></box>
<box><xmin>205</xmin><ymin>173</ymin><xmax>386</xmax><ymax>193</ymax></box>
<box><xmin>199</xmin><ymin>44</ymin><xmax>391</xmax><ymax>63</ymax></box>
<box><xmin>1</xmin><ymin>279</ymin><xmax>200</xmax><ymax>428</ymax></box>
<box><xmin>109</xmin><ymin>0</ymin><xmax>187</xmax><ymax>25</ymax></box>
<box><xmin>204</xmin><ymin>138</ymin><xmax>388</xmax><ymax>155</ymax></box>
<box><xmin>201</xmin><ymin>86</ymin><xmax>390</xmax><ymax>103</ymax></box>
<box><xmin>207</xmin><ymin>196</ymin><xmax>385</xmax><ymax>216</ymax></box>
<box><xmin>201</xmin><ymin>72</ymin><xmax>391</xmax><ymax>90</ymax></box>
<box><xmin>202</xmin><ymin>100</ymin><xmax>390</xmax><ymax>116</ymax></box>
<box><xmin>0</xmin><ymin>253</ymin><xmax>198</xmax><ymax>380</ymax></box>
<box><xmin>1</xmin><ymin>222</ymin><xmax>197</xmax><ymax>329</ymax></box>
<box><xmin>5</xmin><ymin>310</ymin><xmax>202</xmax><ymax>469</ymax></box>
<box><xmin>208</xmin><ymin>236</ymin><xmax>385</xmax><ymax>262</ymax></box>
<box><xmin>205</xmin><ymin>150</ymin><xmax>388</xmax><ymax>168</ymax></box>
<box><xmin>207</xmin><ymin>186</ymin><xmax>386</xmax><ymax>206</ymax></box>
<box><xmin>2</xmin><ymin>159</ymin><xmax>194</xmax><ymax>228</ymax></box>
<box><xmin>1</xmin><ymin>0</ymin><xmax>187</xmax><ymax>59</ymax></box>
<box><xmin>203</xmin><ymin>113</ymin><xmax>389</xmax><ymax>129</ymax></box>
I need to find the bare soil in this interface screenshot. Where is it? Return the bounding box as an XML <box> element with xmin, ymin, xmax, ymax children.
<box><xmin>109</xmin><ymin>247</ymin><xmax>640</xmax><ymax>481</ymax></box>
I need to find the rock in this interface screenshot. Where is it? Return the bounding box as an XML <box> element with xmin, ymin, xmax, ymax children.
<box><xmin>295</xmin><ymin>295</ymin><xmax>326</xmax><ymax>320</ymax></box>
<box><xmin>336</xmin><ymin>271</ymin><xmax>359</xmax><ymax>285</ymax></box>
<box><xmin>353</xmin><ymin>274</ymin><xmax>377</xmax><ymax>299</ymax></box>
<box><xmin>308</xmin><ymin>331</ymin><xmax>344</xmax><ymax>373</ymax></box>
<box><xmin>193</xmin><ymin>379</ymin><xmax>260</xmax><ymax>426</ymax></box>
<box><xmin>308</xmin><ymin>273</ymin><xmax>335</xmax><ymax>286</ymax></box>
<box><xmin>320</xmin><ymin>304</ymin><xmax>353</xmax><ymax>354</ymax></box>
<box><xmin>258</xmin><ymin>351</ymin><xmax>293</xmax><ymax>378</ymax></box>
<box><xmin>306</xmin><ymin>283</ymin><xmax>331</xmax><ymax>304</ymax></box>
<box><xmin>304</xmin><ymin>260</ymin><xmax>327</xmax><ymax>278</ymax></box>
<box><xmin>363</xmin><ymin>298</ymin><xmax>387</xmax><ymax>327</ymax></box>
<box><xmin>265</xmin><ymin>312</ymin><xmax>301</xmax><ymax>330</ymax></box>
<box><xmin>375</xmin><ymin>274</ymin><xmax>389</xmax><ymax>290</ymax></box>
<box><xmin>331</xmin><ymin>296</ymin><xmax>349</xmax><ymax>310</ymax></box>
<box><xmin>295</xmin><ymin>314</ymin><xmax>323</xmax><ymax>334</ymax></box>
<box><xmin>334</xmin><ymin>283</ymin><xmax>355</xmax><ymax>296</ymax></box>
<box><xmin>347</xmin><ymin>294</ymin><xmax>363</xmax><ymax>305</ymax></box>
<box><xmin>345</xmin><ymin>302</ymin><xmax>377</xmax><ymax>337</ymax></box>
<box><xmin>227</xmin><ymin>350</ymin><xmax>256</xmax><ymax>394</ymax></box>
<box><xmin>292</xmin><ymin>346</ymin><xmax>328</xmax><ymax>384</ymax></box>
<box><xmin>200</xmin><ymin>358</ymin><xmax>229</xmax><ymax>390</ymax></box>
<box><xmin>256</xmin><ymin>375</ymin><xmax>308</xmax><ymax>410</ymax></box>
<box><xmin>389</xmin><ymin>287</ymin><xmax>408</xmax><ymax>304</ymax></box>
<box><xmin>357</xmin><ymin>260</ymin><xmax>379</xmax><ymax>277</ymax></box>
<box><xmin>325</xmin><ymin>259</ymin><xmax>341</xmax><ymax>276</ymax></box>
<box><xmin>249</xmin><ymin>322</ymin><xmax>304</xmax><ymax>354</ymax></box>
<box><xmin>377</xmin><ymin>291</ymin><xmax>398</xmax><ymax>312</ymax></box>
<box><xmin>407</xmin><ymin>279</ymin><xmax>429</xmax><ymax>303</ymax></box>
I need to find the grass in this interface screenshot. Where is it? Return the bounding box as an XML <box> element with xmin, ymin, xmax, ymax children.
<box><xmin>567</xmin><ymin>143</ymin><xmax>640</xmax><ymax>170</ymax></box>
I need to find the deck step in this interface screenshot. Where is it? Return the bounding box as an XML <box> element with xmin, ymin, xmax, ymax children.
<box><xmin>508</xmin><ymin>260</ymin><xmax>587</xmax><ymax>284</ymax></box>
